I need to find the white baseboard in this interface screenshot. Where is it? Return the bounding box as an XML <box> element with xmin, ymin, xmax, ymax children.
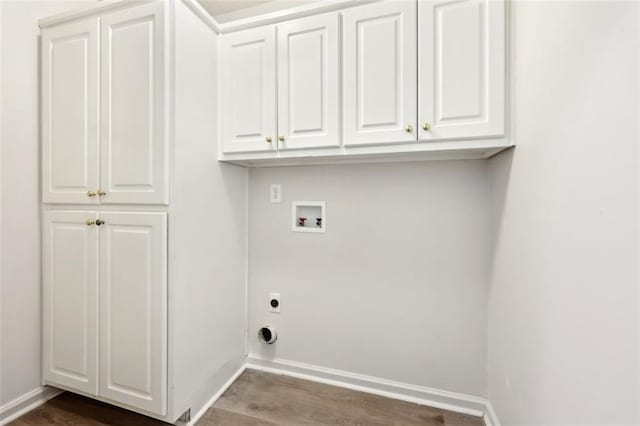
<box><xmin>483</xmin><ymin>400</ymin><xmax>501</xmax><ymax>426</ymax></box>
<box><xmin>245</xmin><ymin>355</ymin><xmax>488</xmax><ymax>418</ymax></box>
<box><xmin>185</xmin><ymin>364</ymin><xmax>246</xmax><ymax>426</ymax></box>
<box><xmin>0</xmin><ymin>386</ymin><xmax>63</xmax><ymax>425</ymax></box>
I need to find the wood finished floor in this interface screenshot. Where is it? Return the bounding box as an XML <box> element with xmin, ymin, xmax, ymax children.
<box><xmin>10</xmin><ymin>370</ymin><xmax>485</xmax><ymax>426</ymax></box>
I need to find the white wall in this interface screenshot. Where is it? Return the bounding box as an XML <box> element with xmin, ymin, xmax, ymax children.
<box><xmin>248</xmin><ymin>161</ymin><xmax>489</xmax><ymax>396</ymax></box>
<box><xmin>0</xmin><ymin>0</ymin><xmax>96</xmax><ymax>408</ymax></box>
<box><xmin>488</xmin><ymin>1</ymin><xmax>640</xmax><ymax>424</ymax></box>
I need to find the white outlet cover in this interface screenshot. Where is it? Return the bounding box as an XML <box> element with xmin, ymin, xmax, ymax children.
<box><xmin>270</xmin><ymin>184</ymin><xmax>282</xmax><ymax>203</ymax></box>
<box><xmin>269</xmin><ymin>292</ymin><xmax>280</xmax><ymax>313</ymax></box>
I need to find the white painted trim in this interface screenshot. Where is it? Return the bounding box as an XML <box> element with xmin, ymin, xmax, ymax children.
<box><xmin>38</xmin><ymin>0</ymin><xmax>221</xmax><ymax>33</ymax></box>
<box><xmin>0</xmin><ymin>9</ymin><xmax>3</xmax><ymax>421</ymax></box>
<box><xmin>483</xmin><ymin>400</ymin><xmax>501</xmax><ymax>426</ymax></box>
<box><xmin>217</xmin><ymin>0</ymin><xmax>378</xmax><ymax>34</ymax></box>
<box><xmin>37</xmin><ymin>0</ymin><xmax>371</xmax><ymax>32</ymax></box>
<box><xmin>0</xmin><ymin>387</ymin><xmax>63</xmax><ymax>425</ymax></box>
<box><xmin>221</xmin><ymin>146</ymin><xmax>511</xmax><ymax>168</ymax></box>
<box><xmin>185</xmin><ymin>365</ymin><xmax>246</xmax><ymax>426</ymax></box>
<box><xmin>244</xmin><ymin>173</ymin><xmax>250</xmax><ymax>356</ymax></box>
<box><xmin>180</xmin><ymin>0</ymin><xmax>220</xmax><ymax>33</ymax></box>
<box><xmin>245</xmin><ymin>356</ymin><xmax>487</xmax><ymax>417</ymax></box>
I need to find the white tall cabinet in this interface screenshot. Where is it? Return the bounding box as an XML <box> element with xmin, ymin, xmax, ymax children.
<box><xmin>40</xmin><ymin>0</ymin><xmax>248</xmax><ymax>423</ymax></box>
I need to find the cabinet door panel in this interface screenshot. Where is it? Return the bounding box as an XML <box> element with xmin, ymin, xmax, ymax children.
<box><xmin>42</xmin><ymin>19</ymin><xmax>99</xmax><ymax>204</ymax></box>
<box><xmin>343</xmin><ymin>2</ymin><xmax>417</xmax><ymax>146</ymax></box>
<box><xmin>98</xmin><ymin>212</ymin><xmax>167</xmax><ymax>416</ymax></box>
<box><xmin>419</xmin><ymin>0</ymin><xmax>505</xmax><ymax>140</ymax></box>
<box><xmin>101</xmin><ymin>2</ymin><xmax>168</xmax><ymax>204</ymax></box>
<box><xmin>43</xmin><ymin>210</ymin><xmax>99</xmax><ymax>395</ymax></box>
<box><xmin>222</xmin><ymin>27</ymin><xmax>277</xmax><ymax>153</ymax></box>
<box><xmin>277</xmin><ymin>13</ymin><xmax>340</xmax><ymax>150</ymax></box>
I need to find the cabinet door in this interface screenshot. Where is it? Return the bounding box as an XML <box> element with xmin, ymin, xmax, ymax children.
<box><xmin>418</xmin><ymin>0</ymin><xmax>505</xmax><ymax>140</ymax></box>
<box><xmin>42</xmin><ymin>19</ymin><xmax>99</xmax><ymax>204</ymax></box>
<box><xmin>277</xmin><ymin>13</ymin><xmax>340</xmax><ymax>150</ymax></box>
<box><xmin>98</xmin><ymin>212</ymin><xmax>167</xmax><ymax>415</ymax></box>
<box><xmin>101</xmin><ymin>2</ymin><xmax>168</xmax><ymax>205</ymax></box>
<box><xmin>222</xmin><ymin>27</ymin><xmax>277</xmax><ymax>153</ymax></box>
<box><xmin>43</xmin><ymin>210</ymin><xmax>99</xmax><ymax>395</ymax></box>
<box><xmin>343</xmin><ymin>1</ymin><xmax>417</xmax><ymax>146</ymax></box>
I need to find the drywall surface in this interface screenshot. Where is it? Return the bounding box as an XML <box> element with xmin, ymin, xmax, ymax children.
<box><xmin>248</xmin><ymin>161</ymin><xmax>489</xmax><ymax>396</ymax></box>
<box><xmin>171</xmin><ymin>1</ymin><xmax>248</xmax><ymax>417</ymax></box>
<box><xmin>487</xmin><ymin>1</ymin><xmax>640</xmax><ymax>424</ymax></box>
<box><xmin>0</xmin><ymin>0</ymin><xmax>96</xmax><ymax>408</ymax></box>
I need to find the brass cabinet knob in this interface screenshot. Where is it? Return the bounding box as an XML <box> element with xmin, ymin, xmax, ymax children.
<box><xmin>265</xmin><ymin>136</ymin><xmax>272</xmax><ymax>143</ymax></box>
<box><xmin>87</xmin><ymin>191</ymin><xmax>96</xmax><ymax>197</ymax></box>
<box><xmin>422</xmin><ymin>122</ymin><xmax>431</xmax><ymax>131</ymax></box>
<box><xmin>86</xmin><ymin>219</ymin><xmax>96</xmax><ymax>226</ymax></box>
<box><xmin>95</xmin><ymin>219</ymin><xmax>105</xmax><ymax>226</ymax></box>
<box><xmin>405</xmin><ymin>125</ymin><xmax>413</xmax><ymax>133</ymax></box>
<box><xmin>278</xmin><ymin>135</ymin><xmax>285</xmax><ymax>142</ymax></box>
<box><xmin>97</xmin><ymin>190</ymin><xmax>106</xmax><ymax>196</ymax></box>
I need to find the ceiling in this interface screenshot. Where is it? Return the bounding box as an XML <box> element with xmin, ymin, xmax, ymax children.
<box><xmin>198</xmin><ymin>0</ymin><xmax>273</xmax><ymax>17</ymax></box>
<box><xmin>198</xmin><ymin>0</ymin><xmax>321</xmax><ymax>23</ymax></box>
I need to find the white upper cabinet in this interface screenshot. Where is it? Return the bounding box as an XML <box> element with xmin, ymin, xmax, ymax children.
<box><xmin>43</xmin><ymin>210</ymin><xmax>99</xmax><ymax>395</ymax></box>
<box><xmin>101</xmin><ymin>2</ymin><xmax>168</xmax><ymax>204</ymax></box>
<box><xmin>277</xmin><ymin>13</ymin><xmax>340</xmax><ymax>150</ymax></box>
<box><xmin>222</xmin><ymin>27</ymin><xmax>277</xmax><ymax>153</ymax></box>
<box><xmin>342</xmin><ymin>1</ymin><xmax>417</xmax><ymax>146</ymax></box>
<box><xmin>98</xmin><ymin>212</ymin><xmax>167</xmax><ymax>415</ymax></box>
<box><xmin>218</xmin><ymin>0</ymin><xmax>509</xmax><ymax>165</ymax></box>
<box><xmin>418</xmin><ymin>0</ymin><xmax>505</xmax><ymax>141</ymax></box>
<box><xmin>42</xmin><ymin>19</ymin><xmax>100</xmax><ymax>204</ymax></box>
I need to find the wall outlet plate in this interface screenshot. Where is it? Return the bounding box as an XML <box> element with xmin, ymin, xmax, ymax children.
<box><xmin>269</xmin><ymin>292</ymin><xmax>280</xmax><ymax>313</ymax></box>
<box><xmin>270</xmin><ymin>184</ymin><xmax>282</xmax><ymax>203</ymax></box>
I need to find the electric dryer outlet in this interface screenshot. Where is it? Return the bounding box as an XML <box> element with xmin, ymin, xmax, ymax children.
<box><xmin>269</xmin><ymin>293</ymin><xmax>280</xmax><ymax>313</ymax></box>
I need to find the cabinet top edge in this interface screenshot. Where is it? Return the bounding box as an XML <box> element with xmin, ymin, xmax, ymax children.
<box><xmin>36</xmin><ymin>0</ymin><xmax>372</xmax><ymax>31</ymax></box>
<box><xmin>38</xmin><ymin>0</ymin><xmax>157</xmax><ymax>30</ymax></box>
<box><xmin>216</xmin><ymin>0</ymin><xmax>378</xmax><ymax>34</ymax></box>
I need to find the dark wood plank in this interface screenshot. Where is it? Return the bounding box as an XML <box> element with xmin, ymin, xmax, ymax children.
<box><xmin>197</xmin><ymin>408</ymin><xmax>278</xmax><ymax>426</ymax></box>
<box><xmin>9</xmin><ymin>392</ymin><xmax>167</xmax><ymax>426</ymax></box>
